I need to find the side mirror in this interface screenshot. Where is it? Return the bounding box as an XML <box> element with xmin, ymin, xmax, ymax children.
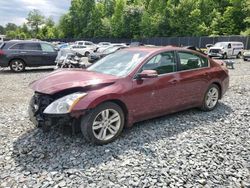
<box><xmin>54</xmin><ymin>47</ymin><xmax>59</xmax><ymax>51</ymax></box>
<box><xmin>137</xmin><ymin>70</ymin><xmax>158</xmax><ymax>79</ymax></box>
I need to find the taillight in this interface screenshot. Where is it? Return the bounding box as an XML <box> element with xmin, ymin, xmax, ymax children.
<box><xmin>0</xmin><ymin>50</ymin><xmax>5</xmax><ymax>55</ymax></box>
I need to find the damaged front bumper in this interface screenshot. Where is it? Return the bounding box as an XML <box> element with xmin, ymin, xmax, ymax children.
<box><xmin>28</xmin><ymin>93</ymin><xmax>71</xmax><ymax>129</ymax></box>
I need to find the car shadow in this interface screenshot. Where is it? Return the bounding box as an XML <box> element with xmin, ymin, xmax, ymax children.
<box><xmin>12</xmin><ymin>102</ymin><xmax>232</xmax><ymax>173</ymax></box>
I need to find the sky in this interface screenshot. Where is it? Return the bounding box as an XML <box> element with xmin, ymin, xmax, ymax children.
<box><xmin>0</xmin><ymin>0</ymin><xmax>71</xmax><ymax>26</ymax></box>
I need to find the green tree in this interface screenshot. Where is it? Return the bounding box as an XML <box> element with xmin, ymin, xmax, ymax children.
<box><xmin>26</xmin><ymin>9</ymin><xmax>45</xmax><ymax>36</ymax></box>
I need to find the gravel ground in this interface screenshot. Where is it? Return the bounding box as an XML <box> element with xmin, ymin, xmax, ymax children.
<box><xmin>0</xmin><ymin>60</ymin><xmax>250</xmax><ymax>188</ymax></box>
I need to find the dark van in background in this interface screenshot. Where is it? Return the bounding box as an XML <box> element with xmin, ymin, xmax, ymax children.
<box><xmin>0</xmin><ymin>40</ymin><xmax>58</xmax><ymax>72</ymax></box>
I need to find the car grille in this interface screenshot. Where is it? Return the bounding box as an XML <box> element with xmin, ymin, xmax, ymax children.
<box><xmin>32</xmin><ymin>93</ymin><xmax>54</xmax><ymax>116</ymax></box>
<box><xmin>210</xmin><ymin>49</ymin><xmax>220</xmax><ymax>53</ymax></box>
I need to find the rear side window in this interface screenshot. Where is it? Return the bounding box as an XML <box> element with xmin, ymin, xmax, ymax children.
<box><xmin>41</xmin><ymin>43</ymin><xmax>55</xmax><ymax>52</ymax></box>
<box><xmin>22</xmin><ymin>43</ymin><xmax>42</xmax><ymax>51</ymax></box>
<box><xmin>9</xmin><ymin>43</ymin><xmax>24</xmax><ymax>50</ymax></box>
<box><xmin>178</xmin><ymin>52</ymin><xmax>208</xmax><ymax>71</ymax></box>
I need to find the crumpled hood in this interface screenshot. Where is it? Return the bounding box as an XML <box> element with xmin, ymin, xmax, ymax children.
<box><xmin>30</xmin><ymin>69</ymin><xmax>117</xmax><ymax>94</ymax></box>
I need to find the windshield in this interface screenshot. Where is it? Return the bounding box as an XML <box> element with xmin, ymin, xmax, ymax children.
<box><xmin>87</xmin><ymin>50</ymin><xmax>149</xmax><ymax>77</ymax></box>
<box><xmin>214</xmin><ymin>42</ymin><xmax>227</xmax><ymax>48</ymax></box>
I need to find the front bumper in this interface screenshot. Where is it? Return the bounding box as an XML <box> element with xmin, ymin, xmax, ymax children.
<box><xmin>208</xmin><ymin>53</ymin><xmax>223</xmax><ymax>58</ymax></box>
<box><xmin>28</xmin><ymin>94</ymin><xmax>71</xmax><ymax>128</ymax></box>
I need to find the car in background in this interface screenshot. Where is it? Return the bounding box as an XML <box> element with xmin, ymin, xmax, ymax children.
<box><xmin>88</xmin><ymin>46</ymin><xmax>127</xmax><ymax>63</ymax></box>
<box><xmin>97</xmin><ymin>42</ymin><xmax>111</xmax><ymax>47</ymax></box>
<box><xmin>70</xmin><ymin>45</ymin><xmax>94</xmax><ymax>57</ymax></box>
<box><xmin>0</xmin><ymin>40</ymin><xmax>58</xmax><ymax>72</ymax></box>
<box><xmin>29</xmin><ymin>46</ymin><xmax>229</xmax><ymax>145</ymax></box>
<box><xmin>183</xmin><ymin>46</ymin><xmax>207</xmax><ymax>55</ymax></box>
<box><xmin>97</xmin><ymin>43</ymin><xmax>127</xmax><ymax>53</ymax></box>
<box><xmin>75</xmin><ymin>41</ymin><xmax>97</xmax><ymax>51</ymax></box>
<box><xmin>243</xmin><ymin>51</ymin><xmax>250</xmax><ymax>61</ymax></box>
<box><xmin>208</xmin><ymin>42</ymin><xmax>244</xmax><ymax>59</ymax></box>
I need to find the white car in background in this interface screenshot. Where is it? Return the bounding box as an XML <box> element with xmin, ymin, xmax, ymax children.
<box><xmin>208</xmin><ymin>42</ymin><xmax>244</xmax><ymax>59</ymax></box>
<box><xmin>75</xmin><ymin>41</ymin><xmax>98</xmax><ymax>51</ymax></box>
<box><xmin>70</xmin><ymin>45</ymin><xmax>94</xmax><ymax>57</ymax></box>
<box><xmin>97</xmin><ymin>43</ymin><xmax>127</xmax><ymax>53</ymax></box>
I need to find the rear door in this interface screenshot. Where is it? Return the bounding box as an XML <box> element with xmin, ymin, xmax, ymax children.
<box><xmin>40</xmin><ymin>43</ymin><xmax>58</xmax><ymax>65</ymax></box>
<box><xmin>174</xmin><ymin>51</ymin><xmax>210</xmax><ymax>108</ymax></box>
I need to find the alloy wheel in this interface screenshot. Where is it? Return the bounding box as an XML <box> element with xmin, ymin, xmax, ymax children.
<box><xmin>11</xmin><ymin>61</ymin><xmax>24</xmax><ymax>72</ymax></box>
<box><xmin>205</xmin><ymin>87</ymin><xmax>219</xmax><ymax>109</ymax></box>
<box><xmin>92</xmin><ymin>109</ymin><xmax>121</xmax><ymax>141</ymax></box>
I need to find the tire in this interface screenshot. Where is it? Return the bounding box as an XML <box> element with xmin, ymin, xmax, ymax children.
<box><xmin>222</xmin><ymin>53</ymin><xmax>227</xmax><ymax>59</ymax></box>
<box><xmin>200</xmin><ymin>84</ymin><xmax>220</xmax><ymax>111</ymax></box>
<box><xmin>236</xmin><ymin>52</ymin><xmax>241</xmax><ymax>59</ymax></box>
<box><xmin>80</xmin><ymin>102</ymin><xmax>125</xmax><ymax>145</ymax></box>
<box><xmin>85</xmin><ymin>51</ymin><xmax>90</xmax><ymax>57</ymax></box>
<box><xmin>9</xmin><ymin>59</ymin><xmax>25</xmax><ymax>72</ymax></box>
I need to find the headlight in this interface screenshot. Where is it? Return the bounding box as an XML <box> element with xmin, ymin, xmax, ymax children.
<box><xmin>43</xmin><ymin>92</ymin><xmax>87</xmax><ymax>114</ymax></box>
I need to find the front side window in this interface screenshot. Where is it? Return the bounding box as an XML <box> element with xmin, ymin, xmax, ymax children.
<box><xmin>23</xmin><ymin>43</ymin><xmax>41</xmax><ymax>51</ymax></box>
<box><xmin>141</xmin><ymin>51</ymin><xmax>176</xmax><ymax>75</ymax></box>
<box><xmin>41</xmin><ymin>43</ymin><xmax>55</xmax><ymax>52</ymax></box>
<box><xmin>178</xmin><ymin>52</ymin><xmax>208</xmax><ymax>71</ymax></box>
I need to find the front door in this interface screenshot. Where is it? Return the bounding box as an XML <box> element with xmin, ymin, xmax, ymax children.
<box><xmin>40</xmin><ymin>43</ymin><xmax>58</xmax><ymax>65</ymax></box>
<box><xmin>129</xmin><ymin>51</ymin><xmax>178</xmax><ymax>121</ymax></box>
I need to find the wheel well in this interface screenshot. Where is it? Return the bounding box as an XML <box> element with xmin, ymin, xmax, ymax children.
<box><xmin>103</xmin><ymin>99</ymin><xmax>128</xmax><ymax>122</ymax></box>
<box><xmin>8</xmin><ymin>58</ymin><xmax>26</xmax><ymax>66</ymax></box>
<box><xmin>212</xmin><ymin>82</ymin><xmax>222</xmax><ymax>99</ymax></box>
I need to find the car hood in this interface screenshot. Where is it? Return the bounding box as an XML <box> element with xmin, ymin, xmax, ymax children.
<box><xmin>30</xmin><ymin>69</ymin><xmax>118</xmax><ymax>95</ymax></box>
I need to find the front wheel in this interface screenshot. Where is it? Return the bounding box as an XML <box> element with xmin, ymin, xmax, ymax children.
<box><xmin>200</xmin><ymin>84</ymin><xmax>220</xmax><ymax>111</ymax></box>
<box><xmin>80</xmin><ymin>102</ymin><xmax>125</xmax><ymax>145</ymax></box>
<box><xmin>222</xmin><ymin>53</ymin><xmax>227</xmax><ymax>59</ymax></box>
<box><xmin>85</xmin><ymin>51</ymin><xmax>90</xmax><ymax>57</ymax></box>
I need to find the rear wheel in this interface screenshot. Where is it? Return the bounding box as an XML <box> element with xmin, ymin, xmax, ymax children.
<box><xmin>80</xmin><ymin>102</ymin><xmax>124</xmax><ymax>145</ymax></box>
<box><xmin>201</xmin><ymin>84</ymin><xmax>220</xmax><ymax>111</ymax></box>
<box><xmin>10</xmin><ymin>59</ymin><xmax>25</xmax><ymax>72</ymax></box>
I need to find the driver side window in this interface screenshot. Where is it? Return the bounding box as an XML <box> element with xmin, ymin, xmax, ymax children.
<box><xmin>141</xmin><ymin>51</ymin><xmax>176</xmax><ymax>75</ymax></box>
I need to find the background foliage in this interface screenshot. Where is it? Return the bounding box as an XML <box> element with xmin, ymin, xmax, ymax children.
<box><xmin>0</xmin><ymin>0</ymin><xmax>249</xmax><ymax>40</ymax></box>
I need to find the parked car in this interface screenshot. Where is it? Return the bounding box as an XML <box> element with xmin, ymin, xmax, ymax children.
<box><xmin>70</xmin><ymin>45</ymin><xmax>94</xmax><ymax>57</ymax></box>
<box><xmin>97</xmin><ymin>42</ymin><xmax>112</xmax><ymax>47</ymax></box>
<box><xmin>29</xmin><ymin>47</ymin><xmax>229</xmax><ymax>145</ymax></box>
<box><xmin>88</xmin><ymin>46</ymin><xmax>127</xmax><ymax>63</ymax></box>
<box><xmin>208</xmin><ymin>42</ymin><xmax>244</xmax><ymax>59</ymax></box>
<box><xmin>243</xmin><ymin>51</ymin><xmax>250</xmax><ymax>61</ymax></box>
<box><xmin>75</xmin><ymin>41</ymin><xmax>97</xmax><ymax>51</ymax></box>
<box><xmin>0</xmin><ymin>40</ymin><xmax>58</xmax><ymax>72</ymax></box>
<box><xmin>97</xmin><ymin>43</ymin><xmax>127</xmax><ymax>53</ymax></box>
<box><xmin>183</xmin><ymin>46</ymin><xmax>207</xmax><ymax>55</ymax></box>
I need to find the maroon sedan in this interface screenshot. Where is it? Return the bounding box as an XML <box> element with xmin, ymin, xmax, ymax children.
<box><xmin>29</xmin><ymin>47</ymin><xmax>229</xmax><ymax>145</ymax></box>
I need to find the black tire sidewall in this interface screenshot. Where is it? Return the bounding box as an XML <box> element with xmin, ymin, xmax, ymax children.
<box><xmin>10</xmin><ymin>59</ymin><xmax>25</xmax><ymax>72</ymax></box>
<box><xmin>201</xmin><ymin>84</ymin><xmax>220</xmax><ymax>111</ymax></box>
<box><xmin>81</xmin><ymin>102</ymin><xmax>125</xmax><ymax>145</ymax></box>
<box><xmin>85</xmin><ymin>52</ymin><xmax>90</xmax><ymax>57</ymax></box>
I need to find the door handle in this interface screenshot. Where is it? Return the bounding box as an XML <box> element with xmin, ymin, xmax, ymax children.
<box><xmin>20</xmin><ymin>51</ymin><xmax>27</xmax><ymax>54</ymax></box>
<box><xmin>43</xmin><ymin>53</ymin><xmax>48</xmax><ymax>55</ymax></box>
<box><xmin>169</xmin><ymin>79</ymin><xmax>178</xmax><ymax>84</ymax></box>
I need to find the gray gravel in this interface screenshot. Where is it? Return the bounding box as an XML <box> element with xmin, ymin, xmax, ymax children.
<box><xmin>0</xmin><ymin>61</ymin><xmax>250</xmax><ymax>188</ymax></box>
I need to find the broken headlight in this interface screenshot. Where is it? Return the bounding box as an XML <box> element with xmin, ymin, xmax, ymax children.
<box><xmin>43</xmin><ymin>92</ymin><xmax>87</xmax><ymax>114</ymax></box>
